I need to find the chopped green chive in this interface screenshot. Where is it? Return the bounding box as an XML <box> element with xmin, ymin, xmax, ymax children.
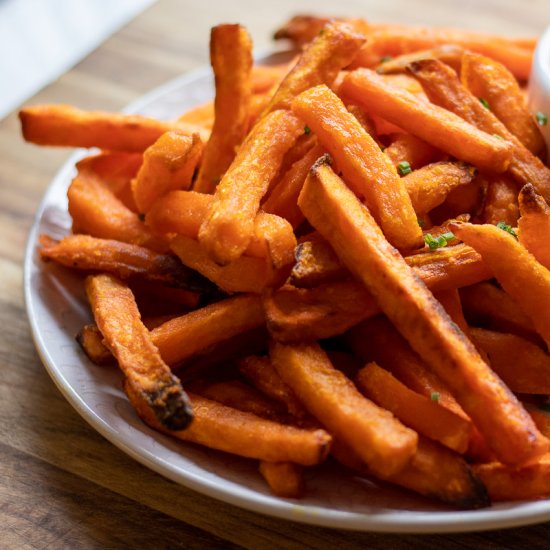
<box><xmin>417</xmin><ymin>218</ymin><xmax>425</xmax><ymax>228</ymax></box>
<box><xmin>496</xmin><ymin>221</ymin><xmax>518</xmax><ymax>239</ymax></box>
<box><xmin>431</xmin><ymin>391</ymin><xmax>441</xmax><ymax>402</ymax></box>
<box><xmin>137</xmin><ymin>213</ymin><xmax>146</xmax><ymax>222</ymax></box>
<box><xmin>380</xmin><ymin>55</ymin><xmax>393</xmax><ymax>63</ymax></box>
<box><xmin>319</xmin><ymin>28</ymin><xmax>325</xmax><ymax>36</ymax></box>
<box><xmin>304</xmin><ymin>125</ymin><xmax>311</xmax><ymax>135</ymax></box>
<box><xmin>492</xmin><ymin>133</ymin><xmax>504</xmax><ymax>140</ymax></box>
<box><xmin>536</xmin><ymin>111</ymin><xmax>548</xmax><ymax>126</ymax></box>
<box><xmin>397</xmin><ymin>160</ymin><xmax>412</xmax><ymax>176</ymax></box>
<box><xmin>424</xmin><ymin>232</ymin><xmax>455</xmax><ymax>250</ymax></box>
<box><xmin>479</xmin><ymin>98</ymin><xmax>490</xmax><ymax>110</ymax></box>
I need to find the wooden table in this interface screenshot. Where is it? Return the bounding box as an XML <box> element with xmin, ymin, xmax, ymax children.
<box><xmin>2</xmin><ymin>0</ymin><xmax>550</xmax><ymax>547</ymax></box>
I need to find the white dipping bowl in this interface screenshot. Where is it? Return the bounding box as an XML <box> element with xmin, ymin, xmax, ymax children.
<box><xmin>529</xmin><ymin>26</ymin><xmax>550</xmax><ymax>148</ymax></box>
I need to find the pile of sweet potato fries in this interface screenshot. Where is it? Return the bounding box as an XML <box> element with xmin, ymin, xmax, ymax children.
<box><xmin>21</xmin><ymin>15</ymin><xmax>550</xmax><ymax>507</ymax></box>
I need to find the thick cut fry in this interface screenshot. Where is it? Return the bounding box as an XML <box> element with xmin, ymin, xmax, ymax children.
<box><xmin>259</xmin><ymin>461</ymin><xmax>305</xmax><ymax>498</ymax></box>
<box><xmin>459</xmin><ymin>282</ymin><xmax>538</xmax><ymax>342</ymax></box>
<box><xmin>127</xmin><ymin>386</ymin><xmax>331</xmax><ymax>466</ymax></box>
<box><xmin>132</xmin><ymin>131</ymin><xmax>203</xmax><ymax>213</ymax></box>
<box><xmin>409</xmin><ymin>59</ymin><xmax>550</xmax><ymax>202</ymax></box>
<box><xmin>451</xmin><ymin>222</ymin><xmax>550</xmax><ymax>351</ymax></box>
<box><xmin>357</xmin><ymin>362</ymin><xmax>471</xmax><ymax>453</ymax></box>
<box><xmin>39</xmin><ymin>234</ymin><xmax>213</xmax><ymax>292</ymax></box>
<box><xmin>470</xmin><ymin>328</ymin><xmax>550</xmax><ymax>394</ymax></box>
<box><xmin>384</xmin><ymin>132</ymin><xmax>439</xmax><ymax>170</ymax></box>
<box><xmin>473</xmin><ymin>456</ymin><xmax>550</xmax><ymax>501</ymax></box>
<box><xmin>376</xmin><ymin>45</ymin><xmax>464</xmax><ymax>75</ymax></box>
<box><xmin>518</xmin><ymin>184</ymin><xmax>550</xmax><ymax>269</ymax></box>
<box><xmin>67</xmin><ymin>169</ymin><xmax>168</xmax><ymax>252</ymax></box>
<box><xmin>76</xmin><ymin>324</ymin><xmax>115</xmax><ymax>366</ymax></box>
<box><xmin>482</xmin><ymin>175</ymin><xmax>519</xmax><ymax>226</ymax></box>
<box><xmin>86</xmin><ymin>274</ymin><xmax>192</xmax><ymax>430</ymax></box>
<box><xmin>289</xmin><ymin>239</ymin><xmax>345</xmax><ymax>288</ymax></box>
<box><xmin>171</xmin><ymin>235</ymin><xmax>281</xmax><ymax>294</ymax></box>
<box><xmin>20</xmin><ymin>105</ymin><xmax>177</xmax><ymax>152</ymax></box>
<box><xmin>198</xmin><ymin>110</ymin><xmax>302</xmax><ymax>265</ymax></box>
<box><xmin>341</xmin><ymin>69</ymin><xmax>512</xmax><ymax>173</ymax></box>
<box><xmin>461</xmin><ymin>52</ymin><xmax>545</xmax><ymax>155</ymax></box>
<box><xmin>262</xmin><ymin>143</ymin><xmax>324</xmax><ymax>229</ymax></box>
<box><xmin>264</xmin><ymin>21</ymin><xmax>365</xmax><ymax>114</ymax></box>
<box><xmin>292</xmin><ymin>89</ymin><xmax>422</xmax><ymax>250</ymax></box>
<box><xmin>194</xmin><ymin>25</ymin><xmax>253</xmax><ymax>193</ymax></box>
<box><xmin>333</xmin><ymin>437</ymin><xmax>489</xmax><ymax>509</ymax></box>
<box><xmin>403</xmin><ymin>161</ymin><xmax>476</xmax><ymax>215</ymax></box>
<box><xmin>147</xmin><ymin>191</ymin><xmax>296</xmax><ymax>269</ymax></box>
<box><xmin>298</xmin><ymin>159</ymin><xmax>548</xmax><ymax>466</ymax></box>
<box><xmin>238</xmin><ymin>356</ymin><xmax>308</xmax><ymax>419</ymax></box>
<box><xmin>149</xmin><ymin>294</ymin><xmax>264</xmax><ymax>367</ymax></box>
<box><xmin>273</xmin><ymin>15</ymin><xmax>331</xmax><ymax>45</ymax></box>
<box><xmin>270</xmin><ymin>342</ymin><xmax>418</xmax><ymax>477</ymax></box>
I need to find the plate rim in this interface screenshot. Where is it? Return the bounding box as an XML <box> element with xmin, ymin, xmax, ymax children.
<box><xmin>23</xmin><ymin>55</ymin><xmax>550</xmax><ymax>534</ymax></box>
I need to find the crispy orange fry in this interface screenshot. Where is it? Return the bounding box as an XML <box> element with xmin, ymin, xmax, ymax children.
<box><xmin>86</xmin><ymin>274</ymin><xmax>192</xmax><ymax>429</ymax></box>
<box><xmin>375</xmin><ymin>45</ymin><xmax>464</xmax><ymax>75</ymax></box>
<box><xmin>67</xmin><ymin>169</ymin><xmax>168</xmax><ymax>252</ymax></box>
<box><xmin>451</xmin><ymin>222</ymin><xmax>550</xmax><ymax>351</ymax></box>
<box><xmin>177</xmin><ymin>101</ymin><xmax>214</xmax><ymax>130</ymax></box>
<box><xmin>357</xmin><ymin>362</ymin><xmax>471</xmax><ymax>453</ymax></box>
<box><xmin>473</xmin><ymin>455</ymin><xmax>550</xmax><ymax>501</ymax></box>
<box><xmin>76</xmin><ymin>324</ymin><xmax>115</xmax><ymax>366</ymax></box>
<box><xmin>292</xmin><ymin>88</ymin><xmax>422</xmax><ymax>249</ymax></box>
<box><xmin>147</xmin><ymin>191</ymin><xmax>296</xmax><ymax>269</ymax></box>
<box><xmin>264</xmin><ymin>20</ymin><xmax>365</xmax><ymax>114</ymax></box>
<box><xmin>39</xmin><ymin>234</ymin><xmax>212</xmax><ymax>292</ymax></box>
<box><xmin>384</xmin><ymin>132</ymin><xmax>439</xmax><ymax>171</ymax></box>
<box><xmin>149</xmin><ymin>294</ymin><xmax>265</xmax><ymax>367</ymax></box>
<box><xmin>259</xmin><ymin>461</ymin><xmax>305</xmax><ymax>498</ymax></box>
<box><xmin>409</xmin><ymin>58</ymin><xmax>550</xmax><ymax>202</ymax></box>
<box><xmin>198</xmin><ymin>109</ymin><xmax>302</xmax><ymax>265</ymax></box>
<box><xmin>461</xmin><ymin>52</ymin><xmax>545</xmax><ymax>155</ymax></box>
<box><xmin>333</xmin><ymin>437</ymin><xmax>489</xmax><ymax>509</ymax></box>
<box><xmin>19</xmin><ymin>104</ymin><xmax>179</xmax><ymax>151</ymax></box>
<box><xmin>298</xmin><ymin>158</ymin><xmax>548</xmax><ymax>466</ymax></box>
<box><xmin>271</xmin><ymin>341</ymin><xmax>418</xmax><ymax>477</ymax></box>
<box><xmin>132</xmin><ymin>131</ymin><xmax>203</xmax><ymax>213</ymax></box>
<box><xmin>481</xmin><ymin>174</ymin><xmax>519</xmax><ymax>226</ymax></box>
<box><xmin>518</xmin><ymin>183</ymin><xmax>550</xmax><ymax>269</ymax></box>
<box><xmin>341</xmin><ymin>68</ymin><xmax>513</xmax><ymax>173</ymax></box>
<box><xmin>403</xmin><ymin>161</ymin><xmax>476</xmax><ymax>215</ymax></box>
<box><xmin>194</xmin><ymin>24</ymin><xmax>253</xmax><ymax>193</ymax></box>
<box><xmin>470</xmin><ymin>328</ymin><xmax>550</xmax><ymax>394</ymax></box>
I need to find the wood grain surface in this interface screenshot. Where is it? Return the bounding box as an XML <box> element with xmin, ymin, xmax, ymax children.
<box><xmin>2</xmin><ymin>0</ymin><xmax>550</xmax><ymax>547</ymax></box>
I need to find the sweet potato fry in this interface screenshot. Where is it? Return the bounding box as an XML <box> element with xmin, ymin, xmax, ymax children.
<box><xmin>461</xmin><ymin>52</ymin><xmax>545</xmax><ymax>155</ymax></box>
<box><xmin>270</xmin><ymin>341</ymin><xmax>418</xmax><ymax>477</ymax></box>
<box><xmin>132</xmin><ymin>131</ymin><xmax>203</xmax><ymax>213</ymax></box>
<box><xmin>86</xmin><ymin>274</ymin><xmax>192</xmax><ymax>430</ymax></box>
<box><xmin>481</xmin><ymin>175</ymin><xmax>519</xmax><ymax>226</ymax></box>
<box><xmin>264</xmin><ymin>21</ymin><xmax>365</xmax><ymax>114</ymax></box>
<box><xmin>292</xmin><ymin>88</ymin><xmax>422</xmax><ymax>250</ymax></box>
<box><xmin>357</xmin><ymin>362</ymin><xmax>471</xmax><ymax>453</ymax></box>
<box><xmin>238</xmin><ymin>355</ymin><xmax>309</xmax><ymax>420</ymax></box>
<box><xmin>76</xmin><ymin>324</ymin><xmax>114</xmax><ymax>366</ymax></box>
<box><xmin>126</xmin><ymin>386</ymin><xmax>331</xmax><ymax>466</ymax></box>
<box><xmin>170</xmin><ymin>235</ymin><xmax>281</xmax><ymax>294</ymax></box>
<box><xmin>198</xmin><ymin>109</ymin><xmax>302</xmax><ymax>265</ymax></box>
<box><xmin>149</xmin><ymin>294</ymin><xmax>264</xmax><ymax>367</ymax></box>
<box><xmin>298</xmin><ymin>158</ymin><xmax>548</xmax><ymax>466</ymax></box>
<box><xmin>333</xmin><ymin>437</ymin><xmax>489</xmax><ymax>509</ymax></box>
<box><xmin>459</xmin><ymin>282</ymin><xmax>538</xmax><ymax>342</ymax></box>
<box><xmin>403</xmin><ymin>161</ymin><xmax>476</xmax><ymax>215</ymax></box>
<box><xmin>19</xmin><ymin>105</ymin><xmax>178</xmax><ymax>152</ymax></box>
<box><xmin>518</xmin><ymin>183</ymin><xmax>550</xmax><ymax>269</ymax></box>
<box><xmin>273</xmin><ymin>15</ymin><xmax>331</xmax><ymax>45</ymax></box>
<box><xmin>383</xmin><ymin>132</ymin><xmax>439</xmax><ymax>171</ymax></box>
<box><xmin>469</xmin><ymin>328</ymin><xmax>550</xmax><ymax>394</ymax></box>
<box><xmin>39</xmin><ymin>234</ymin><xmax>213</xmax><ymax>292</ymax></box>
<box><xmin>473</xmin><ymin>455</ymin><xmax>550</xmax><ymax>501</ymax></box>
<box><xmin>177</xmin><ymin>101</ymin><xmax>214</xmax><ymax>130</ymax></box>
<box><xmin>409</xmin><ymin>58</ymin><xmax>550</xmax><ymax>202</ymax></box>
<box><xmin>341</xmin><ymin>69</ymin><xmax>512</xmax><ymax>172</ymax></box>
<box><xmin>451</xmin><ymin>222</ymin><xmax>550</xmax><ymax>351</ymax></box>
<box><xmin>259</xmin><ymin>461</ymin><xmax>305</xmax><ymax>498</ymax></box>
<box><xmin>194</xmin><ymin>25</ymin><xmax>253</xmax><ymax>193</ymax></box>
<box><xmin>251</xmin><ymin>62</ymin><xmax>292</xmax><ymax>94</ymax></box>
<box><xmin>375</xmin><ymin>45</ymin><xmax>464</xmax><ymax>75</ymax></box>
<box><xmin>67</xmin><ymin>169</ymin><xmax>168</xmax><ymax>252</ymax></box>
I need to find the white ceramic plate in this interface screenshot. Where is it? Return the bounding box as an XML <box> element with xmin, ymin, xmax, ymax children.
<box><xmin>24</xmin><ymin>53</ymin><xmax>550</xmax><ymax>534</ymax></box>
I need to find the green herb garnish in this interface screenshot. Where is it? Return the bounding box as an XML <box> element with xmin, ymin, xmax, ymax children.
<box><xmin>424</xmin><ymin>232</ymin><xmax>455</xmax><ymax>250</ymax></box>
<box><xmin>431</xmin><ymin>391</ymin><xmax>441</xmax><ymax>402</ymax></box>
<box><xmin>380</xmin><ymin>55</ymin><xmax>393</xmax><ymax>63</ymax></box>
<box><xmin>492</xmin><ymin>133</ymin><xmax>504</xmax><ymax>140</ymax></box>
<box><xmin>397</xmin><ymin>160</ymin><xmax>412</xmax><ymax>176</ymax></box>
<box><xmin>536</xmin><ymin>111</ymin><xmax>548</xmax><ymax>126</ymax></box>
<box><xmin>496</xmin><ymin>221</ymin><xmax>518</xmax><ymax>239</ymax></box>
<box><xmin>417</xmin><ymin>218</ymin><xmax>425</xmax><ymax>228</ymax></box>
<box><xmin>479</xmin><ymin>98</ymin><xmax>490</xmax><ymax>110</ymax></box>
<box><xmin>304</xmin><ymin>125</ymin><xmax>311</xmax><ymax>135</ymax></box>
